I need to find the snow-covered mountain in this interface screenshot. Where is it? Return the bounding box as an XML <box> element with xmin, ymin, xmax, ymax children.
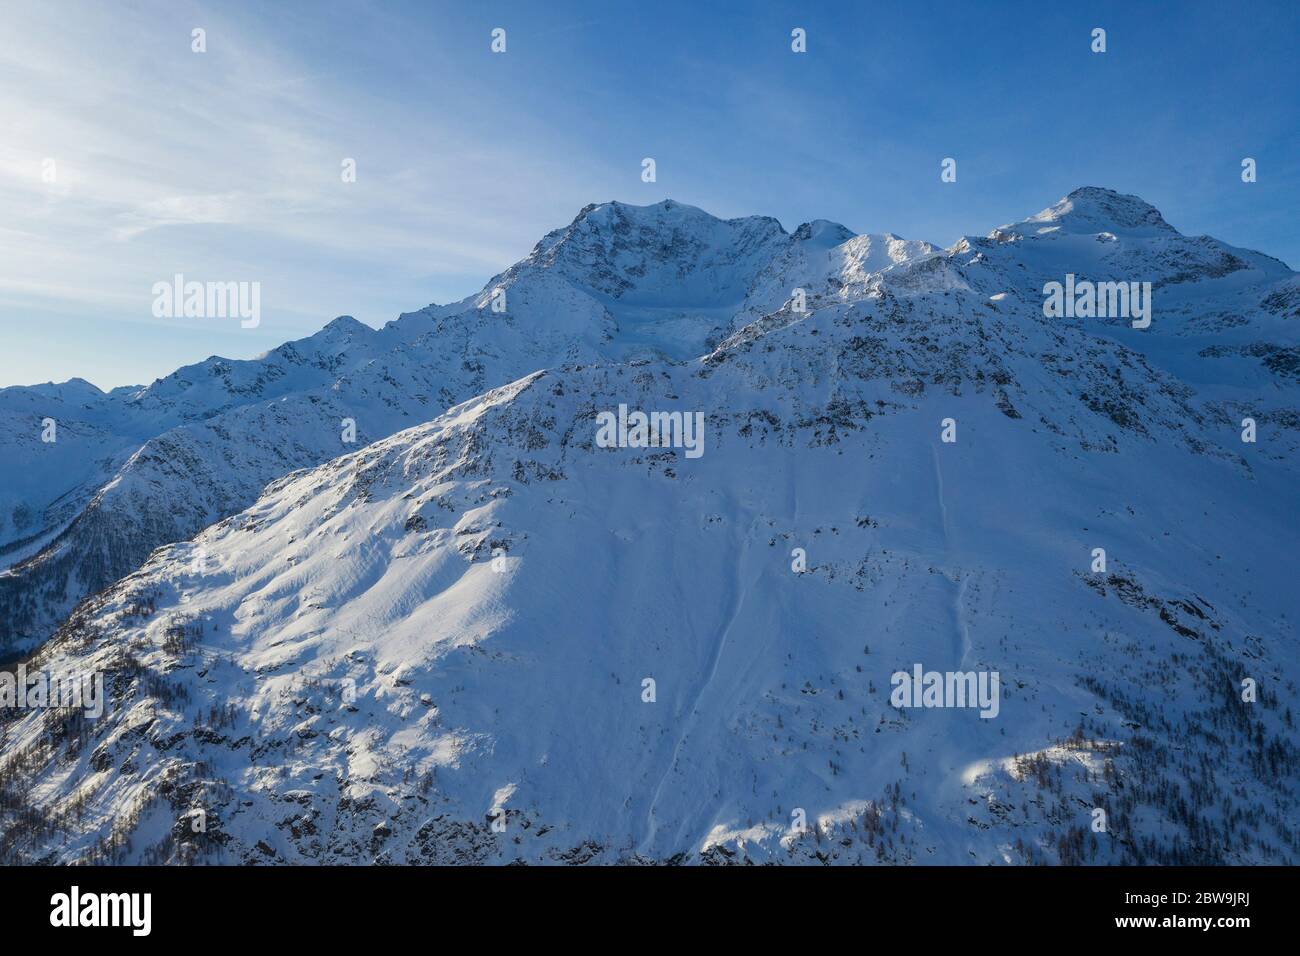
<box><xmin>969</xmin><ymin>187</ymin><xmax>1299</xmax><ymax>450</ymax></box>
<box><xmin>1</xmin><ymin>189</ymin><xmax>1296</xmax><ymax>865</ymax></box>
<box><xmin>1</xmin><ymin>200</ymin><xmax>928</xmax><ymax>656</ymax></box>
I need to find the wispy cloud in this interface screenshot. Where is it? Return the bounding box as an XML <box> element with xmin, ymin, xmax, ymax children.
<box><xmin>113</xmin><ymin>193</ymin><xmax>247</xmax><ymax>240</ymax></box>
<box><xmin>0</xmin><ymin>0</ymin><xmax>625</xmax><ymax>387</ymax></box>
<box><xmin>2</xmin><ymin>0</ymin><xmax>1296</xmax><ymax>390</ymax></box>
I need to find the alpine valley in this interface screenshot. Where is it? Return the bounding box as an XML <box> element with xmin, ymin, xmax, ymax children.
<box><xmin>1</xmin><ymin>188</ymin><xmax>1297</xmax><ymax>865</ymax></box>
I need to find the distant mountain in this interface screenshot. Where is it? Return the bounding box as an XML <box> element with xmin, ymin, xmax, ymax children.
<box><xmin>2</xmin><ymin>200</ymin><xmax>936</xmax><ymax>655</ymax></box>
<box><xmin>1</xmin><ymin>189</ymin><xmax>1296</xmax><ymax>864</ymax></box>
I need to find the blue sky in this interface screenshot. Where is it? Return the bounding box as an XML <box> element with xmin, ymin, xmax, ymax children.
<box><xmin>2</xmin><ymin>0</ymin><xmax>1297</xmax><ymax>389</ymax></box>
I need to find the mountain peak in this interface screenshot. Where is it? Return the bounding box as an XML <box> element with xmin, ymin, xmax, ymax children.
<box><xmin>521</xmin><ymin>199</ymin><xmax>791</xmax><ymax>310</ymax></box>
<box><xmin>319</xmin><ymin>314</ymin><xmax>369</xmax><ymax>336</ymax></box>
<box><xmin>1001</xmin><ymin>187</ymin><xmax>1177</xmax><ymax>239</ymax></box>
<box><xmin>793</xmin><ymin>219</ymin><xmax>856</xmax><ymax>247</ymax></box>
<box><xmin>5</xmin><ymin>182</ymin><xmax>1300</xmax><ymax>869</ymax></box>
<box><xmin>567</xmin><ymin>198</ymin><xmax>786</xmax><ymax>235</ymax></box>
<box><xmin>61</xmin><ymin>376</ymin><xmax>105</xmax><ymax>395</ymax></box>
<box><xmin>571</xmin><ymin>198</ymin><xmax>710</xmax><ymax>225</ymax></box>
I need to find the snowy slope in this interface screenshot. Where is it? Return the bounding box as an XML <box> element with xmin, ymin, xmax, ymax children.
<box><xmin>0</xmin><ymin>379</ymin><xmax>149</xmax><ymax>567</ymax></box>
<box><xmin>963</xmin><ymin>188</ymin><xmax>1300</xmax><ymax>463</ymax></box>
<box><xmin>1</xmin><ymin>189</ymin><xmax>1296</xmax><ymax>865</ymax></box>
<box><xmin>3</xmin><ymin>200</ymin><xmax>910</xmax><ymax>655</ymax></box>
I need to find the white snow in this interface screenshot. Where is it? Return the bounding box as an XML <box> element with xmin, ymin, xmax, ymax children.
<box><xmin>1</xmin><ymin>188</ymin><xmax>1297</xmax><ymax>865</ymax></box>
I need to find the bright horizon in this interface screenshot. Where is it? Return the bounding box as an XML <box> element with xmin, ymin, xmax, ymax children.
<box><xmin>3</xmin><ymin>0</ymin><xmax>1297</xmax><ymax>390</ymax></box>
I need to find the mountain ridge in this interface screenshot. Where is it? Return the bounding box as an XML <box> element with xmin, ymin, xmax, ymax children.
<box><xmin>1</xmin><ymin>187</ymin><xmax>1297</xmax><ymax>865</ymax></box>
<box><xmin>3</xmin><ymin>187</ymin><xmax>1295</xmax><ymax>658</ymax></box>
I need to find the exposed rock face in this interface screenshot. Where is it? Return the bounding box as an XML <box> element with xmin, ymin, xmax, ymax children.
<box><xmin>1</xmin><ymin>190</ymin><xmax>1296</xmax><ymax>865</ymax></box>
